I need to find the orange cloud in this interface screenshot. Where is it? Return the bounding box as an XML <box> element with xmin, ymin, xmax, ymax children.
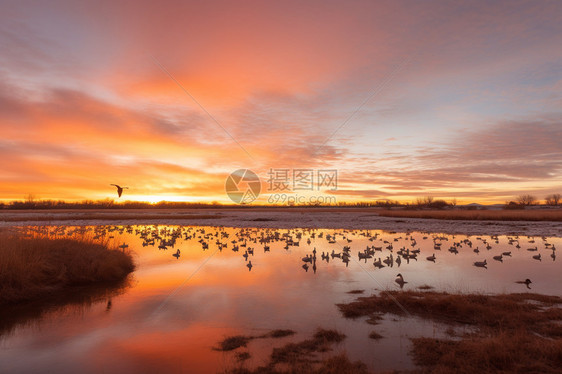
<box><xmin>1</xmin><ymin>1</ymin><xmax>561</xmax><ymax>203</ymax></box>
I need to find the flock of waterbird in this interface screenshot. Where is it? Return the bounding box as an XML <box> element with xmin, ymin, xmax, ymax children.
<box><xmin>23</xmin><ymin>225</ymin><xmax>557</xmax><ymax>290</ymax></box>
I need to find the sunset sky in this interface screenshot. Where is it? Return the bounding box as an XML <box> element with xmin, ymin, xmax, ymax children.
<box><xmin>1</xmin><ymin>0</ymin><xmax>561</xmax><ymax>204</ymax></box>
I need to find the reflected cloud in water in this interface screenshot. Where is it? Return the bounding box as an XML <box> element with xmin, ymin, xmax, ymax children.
<box><xmin>1</xmin><ymin>224</ymin><xmax>560</xmax><ymax>373</ymax></box>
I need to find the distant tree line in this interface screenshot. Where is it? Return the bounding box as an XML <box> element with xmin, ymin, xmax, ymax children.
<box><xmin>545</xmin><ymin>193</ymin><xmax>561</xmax><ymax>206</ymax></box>
<box><xmin>0</xmin><ymin>193</ymin><xmax>560</xmax><ymax>210</ymax></box>
<box><xmin>503</xmin><ymin>193</ymin><xmax>562</xmax><ymax>209</ymax></box>
<box><xmin>0</xmin><ymin>199</ymin><xmax>228</xmax><ymax>210</ymax></box>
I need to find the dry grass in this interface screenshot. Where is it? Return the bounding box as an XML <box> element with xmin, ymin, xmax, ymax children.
<box><xmin>214</xmin><ymin>329</ymin><xmax>297</xmax><ymax>351</ymax></box>
<box><xmin>215</xmin><ymin>336</ymin><xmax>253</xmax><ymax>351</ymax></box>
<box><xmin>223</xmin><ymin>329</ymin><xmax>368</xmax><ymax>374</ymax></box>
<box><xmin>338</xmin><ymin>291</ymin><xmax>562</xmax><ymax>373</ymax></box>
<box><xmin>0</xmin><ymin>233</ymin><xmax>135</xmax><ymax>305</ymax></box>
<box><xmin>269</xmin><ymin>329</ymin><xmax>345</xmax><ymax>365</ymax></box>
<box><xmin>411</xmin><ymin>332</ymin><xmax>562</xmax><ymax>373</ymax></box>
<box><xmin>0</xmin><ymin>213</ymin><xmax>221</xmax><ymax>222</ymax></box>
<box><xmin>378</xmin><ymin>208</ymin><xmax>562</xmax><ymax>221</ymax></box>
<box><xmin>338</xmin><ymin>291</ymin><xmax>562</xmax><ymax>336</ymax></box>
<box><xmin>346</xmin><ymin>289</ymin><xmax>365</xmax><ymax>294</ymax></box>
<box><xmin>266</xmin><ymin>329</ymin><xmax>297</xmax><ymax>338</ymax></box>
<box><xmin>227</xmin><ymin>354</ymin><xmax>368</xmax><ymax>374</ymax></box>
<box><xmin>236</xmin><ymin>352</ymin><xmax>251</xmax><ymax>362</ymax></box>
<box><xmin>368</xmin><ymin>331</ymin><xmax>384</xmax><ymax>340</ymax></box>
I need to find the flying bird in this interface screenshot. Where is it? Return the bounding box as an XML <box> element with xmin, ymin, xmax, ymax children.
<box><xmin>110</xmin><ymin>184</ymin><xmax>129</xmax><ymax>198</ymax></box>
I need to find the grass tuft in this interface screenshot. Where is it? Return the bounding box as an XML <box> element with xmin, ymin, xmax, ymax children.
<box><xmin>222</xmin><ymin>329</ymin><xmax>365</xmax><ymax>374</ymax></box>
<box><xmin>411</xmin><ymin>332</ymin><xmax>562</xmax><ymax>373</ymax></box>
<box><xmin>0</xmin><ymin>233</ymin><xmax>135</xmax><ymax>305</ymax></box>
<box><xmin>270</xmin><ymin>329</ymin><xmax>346</xmax><ymax>364</ymax></box>
<box><xmin>337</xmin><ymin>291</ymin><xmax>562</xmax><ymax>337</ymax></box>
<box><xmin>368</xmin><ymin>331</ymin><xmax>384</xmax><ymax>340</ymax></box>
<box><xmin>265</xmin><ymin>329</ymin><xmax>296</xmax><ymax>338</ymax></box>
<box><xmin>214</xmin><ymin>335</ymin><xmax>252</xmax><ymax>351</ymax></box>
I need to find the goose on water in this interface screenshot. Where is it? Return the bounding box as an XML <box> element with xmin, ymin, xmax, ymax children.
<box><xmin>395</xmin><ymin>273</ymin><xmax>407</xmax><ymax>289</ymax></box>
<box><xmin>515</xmin><ymin>278</ymin><xmax>532</xmax><ymax>289</ymax></box>
<box><xmin>474</xmin><ymin>259</ymin><xmax>487</xmax><ymax>269</ymax></box>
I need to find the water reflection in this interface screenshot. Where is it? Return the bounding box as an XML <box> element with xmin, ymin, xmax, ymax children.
<box><xmin>2</xmin><ymin>225</ymin><xmax>561</xmax><ymax>373</ymax></box>
<box><xmin>0</xmin><ymin>279</ymin><xmax>129</xmax><ymax>337</ymax></box>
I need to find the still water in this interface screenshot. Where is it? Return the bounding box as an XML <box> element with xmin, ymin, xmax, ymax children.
<box><xmin>1</xmin><ymin>225</ymin><xmax>560</xmax><ymax>373</ymax></box>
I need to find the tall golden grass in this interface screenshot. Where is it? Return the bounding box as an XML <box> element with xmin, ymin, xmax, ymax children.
<box><xmin>378</xmin><ymin>208</ymin><xmax>562</xmax><ymax>221</ymax></box>
<box><xmin>0</xmin><ymin>233</ymin><xmax>135</xmax><ymax>304</ymax></box>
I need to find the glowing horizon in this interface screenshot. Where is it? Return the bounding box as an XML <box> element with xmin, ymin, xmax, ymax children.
<box><xmin>1</xmin><ymin>1</ymin><xmax>561</xmax><ymax>205</ymax></box>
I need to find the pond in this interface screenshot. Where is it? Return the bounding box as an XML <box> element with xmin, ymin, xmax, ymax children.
<box><xmin>1</xmin><ymin>225</ymin><xmax>560</xmax><ymax>373</ymax></box>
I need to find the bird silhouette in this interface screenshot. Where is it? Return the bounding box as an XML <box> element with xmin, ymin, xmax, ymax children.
<box><xmin>515</xmin><ymin>279</ymin><xmax>532</xmax><ymax>289</ymax></box>
<box><xmin>532</xmin><ymin>253</ymin><xmax>541</xmax><ymax>261</ymax></box>
<box><xmin>395</xmin><ymin>273</ymin><xmax>407</xmax><ymax>289</ymax></box>
<box><xmin>473</xmin><ymin>259</ymin><xmax>487</xmax><ymax>269</ymax></box>
<box><xmin>110</xmin><ymin>184</ymin><xmax>129</xmax><ymax>198</ymax></box>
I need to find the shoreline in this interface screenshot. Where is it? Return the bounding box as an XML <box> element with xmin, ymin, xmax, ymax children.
<box><xmin>2</xmin><ymin>209</ymin><xmax>562</xmax><ymax>236</ymax></box>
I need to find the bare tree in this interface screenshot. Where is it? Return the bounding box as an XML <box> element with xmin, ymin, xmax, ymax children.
<box><xmin>424</xmin><ymin>196</ymin><xmax>434</xmax><ymax>205</ymax></box>
<box><xmin>517</xmin><ymin>194</ymin><xmax>537</xmax><ymax>206</ymax></box>
<box><xmin>545</xmin><ymin>193</ymin><xmax>561</xmax><ymax>206</ymax></box>
<box><xmin>450</xmin><ymin>198</ymin><xmax>457</xmax><ymax>207</ymax></box>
